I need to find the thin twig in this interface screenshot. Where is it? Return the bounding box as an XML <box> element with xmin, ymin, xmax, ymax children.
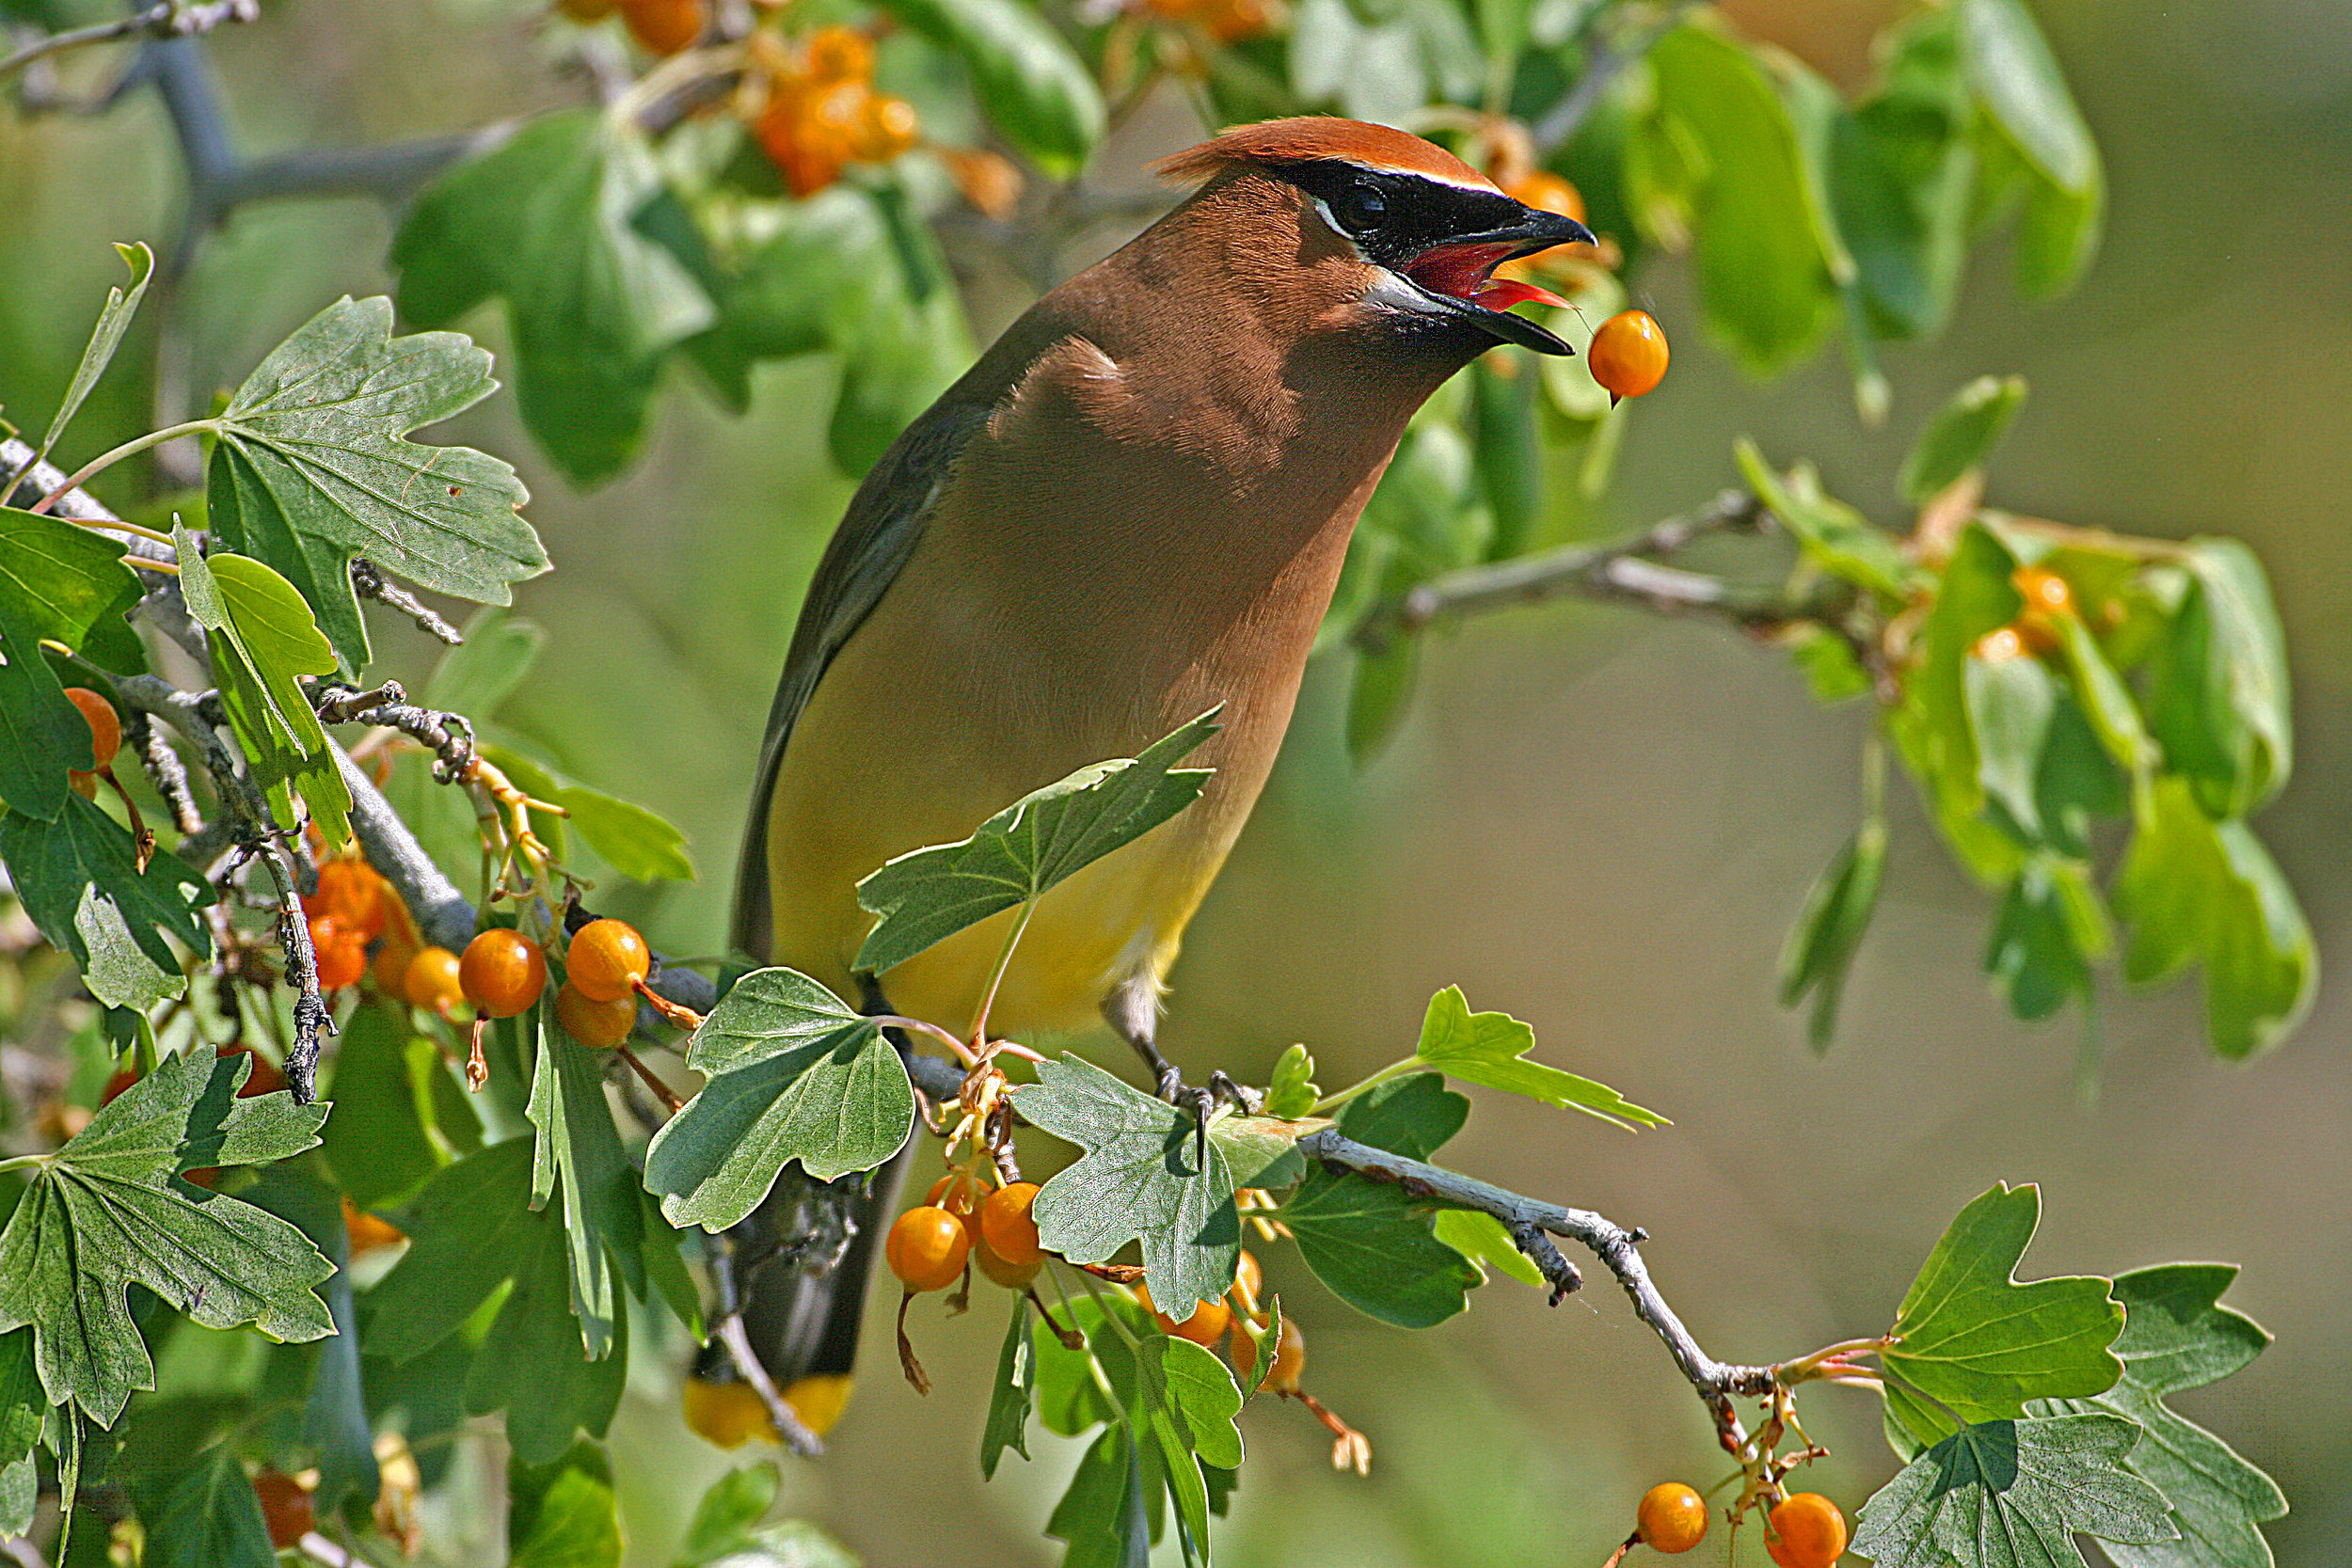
<box><xmin>244</xmin><ymin>832</ymin><xmax>332</xmax><ymax>1101</ymax></box>
<box><xmin>1355</xmin><ymin>487</ymin><xmax>1772</xmax><ymax>651</ymax></box>
<box><xmin>714</xmin><ymin>1312</ymin><xmax>825</xmax><ymax>1457</ymax></box>
<box><xmin>0</xmin><ymin>0</ymin><xmax>256</xmax><ymax>80</ymax></box>
<box><xmin>1297</xmin><ymin>1127</ymin><xmax>1772</xmax><ymax>1439</ymax></box>
<box><xmin>125</xmin><ymin>708</ymin><xmax>202</xmax><ymax>834</ymax></box>
<box><xmin>349</xmin><ymin>560</ymin><xmax>463</xmax><ymax>646</ymax></box>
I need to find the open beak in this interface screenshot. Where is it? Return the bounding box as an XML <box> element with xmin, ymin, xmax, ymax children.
<box><xmin>1391</xmin><ymin>207</ymin><xmax>1597</xmax><ymax>355</ymax></box>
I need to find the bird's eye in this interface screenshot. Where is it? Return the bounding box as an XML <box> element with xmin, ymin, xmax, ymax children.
<box><xmin>1330</xmin><ymin>182</ymin><xmax>1387</xmax><ymax>233</ymax></box>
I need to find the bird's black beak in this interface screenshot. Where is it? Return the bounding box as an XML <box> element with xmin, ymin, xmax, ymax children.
<box><xmin>1391</xmin><ymin>205</ymin><xmax>1598</xmax><ymax>356</ymax></box>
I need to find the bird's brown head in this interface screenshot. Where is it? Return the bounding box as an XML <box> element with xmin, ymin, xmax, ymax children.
<box><xmin>1156</xmin><ymin>117</ymin><xmax>1597</xmax><ymax>365</ymax></box>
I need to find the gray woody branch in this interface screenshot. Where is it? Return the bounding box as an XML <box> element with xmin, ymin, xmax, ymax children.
<box><xmin>0</xmin><ymin>0</ymin><xmax>256</xmax><ymax>81</ymax></box>
<box><xmin>1297</xmin><ymin>1127</ymin><xmax>1775</xmax><ymax>1435</ymax></box>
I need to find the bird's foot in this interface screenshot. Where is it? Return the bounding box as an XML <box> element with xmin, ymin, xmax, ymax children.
<box><xmin>1156</xmin><ymin>1068</ymin><xmax>1259</xmax><ymax>1167</ymax></box>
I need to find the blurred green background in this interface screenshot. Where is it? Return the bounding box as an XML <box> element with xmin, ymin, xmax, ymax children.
<box><xmin>4</xmin><ymin>0</ymin><xmax>2345</xmax><ymax>1562</ymax></box>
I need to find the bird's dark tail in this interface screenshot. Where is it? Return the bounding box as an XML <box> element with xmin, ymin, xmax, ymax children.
<box><xmin>685</xmin><ymin>1126</ymin><xmax>916</xmax><ymax>1444</ymax></box>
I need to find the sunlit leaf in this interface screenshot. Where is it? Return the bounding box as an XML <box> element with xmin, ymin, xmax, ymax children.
<box><xmin>0</xmin><ymin>507</ymin><xmax>147</xmax><ymax>819</ymax></box>
<box><xmin>1901</xmin><ymin>375</ymin><xmax>2028</xmax><ymax>506</ymax></box>
<box><xmin>508</xmin><ymin>1440</ymin><xmax>622</xmax><ymax>1568</ymax></box>
<box><xmin>1413</xmin><ymin>986</ymin><xmax>1665</xmax><ymax>1129</ymax></box>
<box><xmin>1853</xmin><ymin>1415</ymin><xmax>2177</xmax><ymax>1568</ymax></box>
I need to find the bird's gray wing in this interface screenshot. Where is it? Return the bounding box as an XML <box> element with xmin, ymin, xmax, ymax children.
<box><xmin>729</xmin><ymin>402</ymin><xmax>990</xmax><ymax>961</ymax></box>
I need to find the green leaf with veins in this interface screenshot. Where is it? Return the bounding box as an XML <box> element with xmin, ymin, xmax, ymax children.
<box><xmin>1413</xmin><ymin>986</ymin><xmax>1665</xmax><ymax>1129</ymax></box>
<box><xmin>980</xmin><ymin>1297</ymin><xmax>1036</xmax><ymax>1481</ymax></box>
<box><xmin>393</xmin><ymin>112</ymin><xmax>713</xmax><ymax>488</ymax></box>
<box><xmin>1881</xmin><ymin>1183</ymin><xmax>2122</xmax><ymax>1456</ymax></box>
<box><xmin>2111</xmin><ymin>777</ymin><xmax>2314</xmax><ymax>1060</ymax></box>
<box><xmin>2028</xmin><ymin>1265</ymin><xmax>2284</xmax><ymax>1568</ymax></box>
<box><xmin>1432</xmin><ymin>1209</ymin><xmax>1544</xmax><ymax>1286</ymax></box>
<box><xmin>129</xmin><ymin>1438</ymin><xmax>276</xmax><ymax>1568</ymax></box>
<box><xmin>0</xmin><ymin>799</ymin><xmax>214</xmax><ymax>1006</ymax></box>
<box><xmin>873</xmin><ymin>0</ymin><xmax>1104</xmax><ymax>170</ymax></box>
<box><xmin>0</xmin><ymin>507</ymin><xmax>147</xmax><ymax>819</ymax></box>
<box><xmin>644</xmin><ymin>967</ymin><xmax>914</xmax><ymax>1230</ymax></box>
<box><xmin>1890</xmin><ymin>522</ymin><xmax>2029</xmax><ymax>884</ymax></box>
<box><xmin>525</xmin><ymin>1004</ymin><xmax>644</xmax><ymax>1358</ymax></box>
<box><xmin>204</xmin><ymin>295</ymin><xmax>545</xmax><ymax>672</ymax></box>
<box><xmin>1016</xmin><ymin>1053</ymin><xmax>1241</xmax><ymax>1313</ymax></box>
<box><xmin>1282</xmin><ymin>1074</ymin><xmax>1482</xmax><ymax>1327</ymax></box>
<box><xmin>1852</xmin><ymin>1415</ymin><xmax>2177</xmax><ymax>1568</ymax></box>
<box><xmin>0</xmin><ymin>1048</ymin><xmax>332</xmax><ymax>1426</ymax></box>
<box><xmin>175</xmin><ymin>528</ymin><xmax>352</xmax><ymax>843</ymax></box>
<box><xmin>1205</xmin><ymin>1114</ymin><xmax>1310</xmax><ymax>1191</ymax></box>
<box><xmin>365</xmin><ymin>1139</ymin><xmax>627</xmax><ymax>1465</ymax></box>
<box><xmin>508</xmin><ymin>1440</ymin><xmax>623</xmax><ymax>1568</ymax></box>
<box><xmin>1900</xmin><ymin>375</ymin><xmax>2028</xmax><ymax>506</ymax></box>
<box><xmin>854</xmin><ymin>710</ymin><xmax>1219</xmax><ymax>975</ymax></box>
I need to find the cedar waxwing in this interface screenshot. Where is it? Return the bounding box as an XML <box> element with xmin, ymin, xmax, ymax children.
<box><xmin>688</xmin><ymin>118</ymin><xmax>1596</xmax><ymax>1440</ymax></box>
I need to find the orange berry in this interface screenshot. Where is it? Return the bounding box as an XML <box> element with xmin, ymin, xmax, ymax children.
<box><xmin>307</xmin><ymin>911</ymin><xmax>345</xmax><ymax>951</ymax></box>
<box><xmin>99</xmin><ymin>1067</ymin><xmax>140</xmax><ymax>1106</ymax></box>
<box><xmin>1136</xmin><ymin>1283</ymin><xmax>1231</xmax><ymax>1347</ymax></box>
<box><xmin>803</xmin><ymin>24</ymin><xmax>874</xmax><ymax>82</ymax></box>
<box><xmin>564</xmin><ymin>919</ymin><xmax>650</xmax><ymax>1003</ymax></box>
<box><xmin>1504</xmin><ymin>169</ymin><xmax>1586</xmax><ymax>226</ymax></box>
<box><xmin>1587</xmin><ymin>309</ymin><xmax>1669</xmax><ymax>401</ymax></box>
<box><xmin>1143</xmin><ymin>0</ymin><xmax>1212</xmax><ymax>19</ymax></box>
<box><xmin>252</xmin><ymin>1469</ymin><xmax>313</xmax><ymax>1550</ymax></box>
<box><xmin>885</xmin><ymin>1205</ymin><xmax>971</xmax><ymax>1292</ymax></box>
<box><xmin>554</xmin><ymin>981</ymin><xmax>636</xmax><ymax>1050</ymax></box>
<box><xmin>373</xmin><ymin>930</ymin><xmax>420</xmax><ymax>998</ymax></box>
<box><xmin>1201</xmin><ymin>0</ymin><xmax>1272</xmax><ymax>40</ymax></box>
<box><xmin>219</xmin><ymin>1044</ymin><xmax>288</xmax><ymax>1098</ymax></box>
<box><xmin>927</xmin><ymin>1171</ymin><xmax>992</xmax><ymax>1247</ymax></box>
<box><xmin>316</xmin><ymin>934</ymin><xmax>365</xmax><ymax>990</ymax></box>
<box><xmin>403</xmin><ymin>946</ymin><xmax>467</xmax><ymax>1018</ymax></box>
<box><xmin>1973</xmin><ymin>624</ymin><xmax>2029</xmax><ymax>662</ymax></box>
<box><xmin>1767</xmin><ymin>1493</ymin><xmax>1848</xmax><ymax>1568</ymax></box>
<box><xmin>315</xmin><ymin>860</ymin><xmax>389</xmax><ymax>942</ymax></box>
<box><xmin>2013</xmin><ymin>565</ymin><xmax>2074</xmax><ymax>616</ymax></box>
<box><xmin>1265</xmin><ymin>1314</ymin><xmax>1305</xmax><ymax>1391</ymax></box>
<box><xmin>343</xmin><ymin>1196</ymin><xmax>406</xmax><ymax>1255</ymax></box>
<box><xmin>857</xmin><ymin>95</ymin><xmax>920</xmax><ymax>162</ymax></box>
<box><xmin>977</xmin><ymin>1181</ymin><xmax>1044</xmax><ymax>1267</ymax></box>
<box><xmin>460</xmin><ymin>928</ymin><xmax>548</xmax><ymax>1019</ymax></box>
<box><xmin>1636</xmin><ymin>1482</ymin><xmax>1708</xmax><ymax>1553</ymax></box>
<box><xmin>976</xmin><ymin>1243</ymin><xmax>1041</xmax><ymax>1290</ymax></box>
<box><xmin>620</xmin><ymin>0</ymin><xmax>704</xmax><ymax>54</ymax></box>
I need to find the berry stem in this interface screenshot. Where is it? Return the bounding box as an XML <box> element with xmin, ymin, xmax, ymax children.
<box><xmin>630</xmin><ymin>974</ymin><xmax>704</xmax><ymax>1032</ymax></box>
<box><xmin>613</xmin><ymin>1041</ymin><xmax>684</xmax><ymax>1114</ymax></box>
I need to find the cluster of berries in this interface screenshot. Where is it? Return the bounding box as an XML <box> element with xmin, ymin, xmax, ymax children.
<box><xmin>748</xmin><ymin>25</ymin><xmax>922</xmax><ymax>198</ymax></box>
<box><xmin>1136</xmin><ymin>0</ymin><xmax>1276</xmax><ymax>44</ymax></box>
<box><xmin>1604</xmin><ymin>1481</ymin><xmax>1848</xmax><ymax>1566</ymax></box>
<box><xmin>1974</xmin><ymin>565</ymin><xmax>2084</xmax><ymax>663</ymax></box>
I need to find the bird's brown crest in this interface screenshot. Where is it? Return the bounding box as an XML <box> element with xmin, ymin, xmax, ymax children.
<box><xmin>1156</xmin><ymin>117</ymin><xmax>1497</xmax><ymax>191</ymax></box>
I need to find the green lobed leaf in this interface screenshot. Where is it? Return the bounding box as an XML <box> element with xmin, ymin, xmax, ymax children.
<box><xmin>2111</xmin><ymin>777</ymin><xmax>2314</xmax><ymax>1061</ymax></box>
<box><xmin>0</xmin><ymin>1049</ymin><xmax>333</xmax><ymax>1425</ymax></box>
<box><xmin>239</xmin><ymin>1167</ymin><xmax>381</xmax><ymax>1512</ymax></box>
<box><xmin>1738</xmin><ymin>439</ymin><xmax>1916</xmax><ymax>598</ymax></box>
<box><xmin>1853</xmin><ymin>1415</ymin><xmax>2178</xmax><ymax>1568</ymax></box>
<box><xmin>853</xmin><ymin>711</ymin><xmax>1219</xmax><ymax>975</ymax></box>
<box><xmin>204</xmin><ymin>296</ymin><xmax>545</xmax><ymax>673</ymax></box>
<box><xmin>1958</xmin><ymin>0</ymin><xmax>2104</xmax><ymax>298</ymax></box>
<box><xmin>175</xmin><ymin>529</ymin><xmax>352</xmax><ymax>844</ymax></box>
<box><xmin>1648</xmin><ymin>23</ymin><xmax>1845</xmax><ymax>374</ymax></box>
<box><xmin>18</xmin><ymin>242</ymin><xmax>154</xmax><ymax>482</ymax></box>
<box><xmin>1889</xmin><ymin>521</ymin><xmax>2028</xmax><ymax>884</ymax></box>
<box><xmin>1881</xmin><ymin>1182</ymin><xmax>2122</xmax><ymax>1456</ymax></box>
<box><xmin>394</xmin><ymin>111</ymin><xmax>712</xmax><ymax>486</ymax></box>
<box><xmin>979</xmin><ymin>1297</ymin><xmax>1035</xmax><ymax>1481</ymax></box>
<box><xmin>0</xmin><ymin>507</ymin><xmax>146</xmax><ymax>819</ymax></box>
<box><xmin>1204</xmin><ymin>1114</ymin><xmax>1309</xmax><ymax>1192</ymax></box>
<box><xmin>509</xmin><ymin>1439</ymin><xmax>623</xmax><ymax>1568</ymax></box>
<box><xmin>1046</xmin><ymin>1424</ymin><xmax>1155</xmax><ymax>1568</ymax></box>
<box><xmin>673</xmin><ymin>1461</ymin><xmax>782</xmax><ymax>1565</ymax></box>
<box><xmin>2029</xmin><ymin>1265</ymin><xmax>2285</xmax><ymax>1568</ymax></box>
<box><xmin>644</xmin><ymin>967</ymin><xmax>914</xmax><ymax>1230</ymax></box>
<box><xmin>2144</xmin><ymin>541</ymin><xmax>2292</xmax><ymax>819</ymax></box>
<box><xmin>526</xmin><ymin>1004</ymin><xmax>644</xmax><ymax>1358</ymax></box>
<box><xmin>1262</xmin><ymin>1044</ymin><xmax>1319</xmax><ymax>1119</ymax></box>
<box><xmin>1967</xmin><ymin>648</ymin><xmax>2057</xmax><ymax>838</ymax></box>
<box><xmin>1830</xmin><ymin>11</ymin><xmax>1974</xmax><ymax>342</ymax></box>
<box><xmin>129</xmin><ymin>1438</ymin><xmax>276</xmax><ymax>1568</ymax></box>
<box><xmin>1431</xmin><ymin>1209</ymin><xmax>1545</xmax><ymax>1286</ymax></box>
<box><xmin>1778</xmin><ymin>817</ymin><xmax>1888</xmax><ymax>1051</ymax></box>
<box><xmin>1281</xmin><ymin>1075</ymin><xmax>1480</xmax><ymax>1327</ymax></box>
<box><xmin>1982</xmin><ymin>852</ymin><xmax>2108</xmax><ymax>1022</ymax></box>
<box><xmin>1412</xmin><ymin>986</ymin><xmax>1665</xmax><ymax>1129</ymax></box>
<box><xmin>873</xmin><ymin>0</ymin><xmax>1104</xmax><ymax>171</ymax></box>
<box><xmin>1902</xmin><ymin>375</ymin><xmax>2028</xmax><ymax>506</ymax></box>
<box><xmin>364</xmin><ymin>1140</ymin><xmax>629</xmax><ymax>1464</ymax></box>
<box><xmin>1017</xmin><ymin>1053</ymin><xmax>1241</xmax><ymax>1313</ymax></box>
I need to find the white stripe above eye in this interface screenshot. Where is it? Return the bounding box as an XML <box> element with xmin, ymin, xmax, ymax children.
<box><xmin>1337</xmin><ymin>159</ymin><xmax>1501</xmax><ymax>196</ymax></box>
